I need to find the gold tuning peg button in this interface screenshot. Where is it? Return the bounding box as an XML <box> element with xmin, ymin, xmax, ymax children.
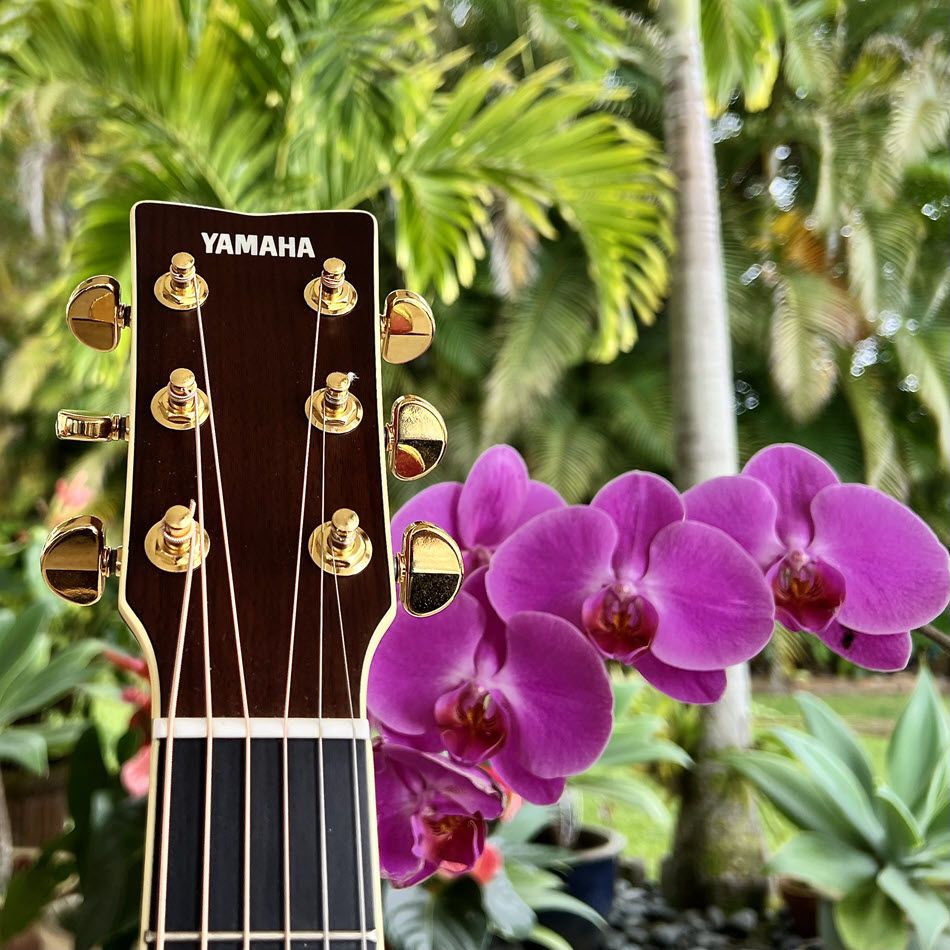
<box><xmin>56</xmin><ymin>410</ymin><xmax>130</xmax><ymax>442</ymax></box>
<box><xmin>395</xmin><ymin>521</ymin><xmax>463</xmax><ymax>617</ymax></box>
<box><xmin>387</xmin><ymin>395</ymin><xmax>446</xmax><ymax>480</ymax></box>
<box><xmin>381</xmin><ymin>290</ymin><xmax>435</xmax><ymax>364</ymax></box>
<box><xmin>40</xmin><ymin>515</ymin><xmax>121</xmax><ymax>606</ymax></box>
<box><xmin>66</xmin><ymin>276</ymin><xmax>130</xmax><ymax>352</ymax></box>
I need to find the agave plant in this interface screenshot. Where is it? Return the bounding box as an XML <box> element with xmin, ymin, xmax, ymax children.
<box><xmin>733</xmin><ymin>671</ymin><xmax>950</xmax><ymax>950</ymax></box>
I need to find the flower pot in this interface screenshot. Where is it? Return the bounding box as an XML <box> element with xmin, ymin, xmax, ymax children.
<box><xmin>526</xmin><ymin>823</ymin><xmax>627</xmax><ymax>950</ymax></box>
<box><xmin>778</xmin><ymin>875</ymin><xmax>819</xmax><ymax>938</ymax></box>
<box><xmin>1</xmin><ymin>762</ymin><xmax>70</xmax><ymax>849</ymax></box>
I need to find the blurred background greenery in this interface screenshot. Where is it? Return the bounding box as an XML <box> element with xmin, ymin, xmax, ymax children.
<box><xmin>0</xmin><ymin>0</ymin><xmax>947</xmax><ymax>946</ymax></box>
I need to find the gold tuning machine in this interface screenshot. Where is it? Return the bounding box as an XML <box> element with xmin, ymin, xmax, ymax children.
<box><xmin>305</xmin><ymin>258</ymin><xmax>358</xmax><ymax>316</ymax></box>
<box><xmin>306</xmin><ymin>372</ymin><xmax>362</xmax><ymax>433</ymax></box>
<box><xmin>151</xmin><ymin>368</ymin><xmax>210</xmax><ymax>430</ymax></box>
<box><xmin>395</xmin><ymin>521</ymin><xmax>463</xmax><ymax>617</ymax></box>
<box><xmin>40</xmin><ymin>515</ymin><xmax>121</xmax><ymax>606</ymax></box>
<box><xmin>56</xmin><ymin>410</ymin><xmax>130</xmax><ymax>442</ymax></box>
<box><xmin>309</xmin><ymin>508</ymin><xmax>373</xmax><ymax>576</ymax></box>
<box><xmin>66</xmin><ymin>276</ymin><xmax>130</xmax><ymax>352</ymax></box>
<box><xmin>381</xmin><ymin>290</ymin><xmax>435</xmax><ymax>364</ymax></box>
<box><xmin>145</xmin><ymin>504</ymin><xmax>210</xmax><ymax>573</ymax></box>
<box><xmin>154</xmin><ymin>252</ymin><xmax>209</xmax><ymax>311</ymax></box>
<box><xmin>387</xmin><ymin>395</ymin><xmax>446</xmax><ymax>480</ymax></box>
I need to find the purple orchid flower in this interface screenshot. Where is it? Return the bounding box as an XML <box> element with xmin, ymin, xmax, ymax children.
<box><xmin>486</xmin><ymin>471</ymin><xmax>776</xmax><ymax>704</ymax></box>
<box><xmin>374</xmin><ymin>739</ymin><xmax>504</xmax><ymax>887</ymax></box>
<box><xmin>368</xmin><ymin>570</ymin><xmax>614</xmax><ymax>804</ymax></box>
<box><xmin>391</xmin><ymin>444</ymin><xmax>564</xmax><ymax>574</ymax></box>
<box><xmin>684</xmin><ymin>444</ymin><xmax>950</xmax><ymax>671</ymax></box>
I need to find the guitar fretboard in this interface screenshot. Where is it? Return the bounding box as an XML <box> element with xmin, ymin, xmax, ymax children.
<box><xmin>145</xmin><ymin>729</ymin><xmax>377</xmax><ymax>949</ymax></box>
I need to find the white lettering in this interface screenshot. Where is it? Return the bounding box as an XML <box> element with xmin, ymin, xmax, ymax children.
<box><xmin>235</xmin><ymin>233</ymin><xmax>258</xmax><ymax>255</ymax></box>
<box><xmin>215</xmin><ymin>233</ymin><xmax>233</xmax><ymax>254</ymax></box>
<box><xmin>298</xmin><ymin>236</ymin><xmax>315</xmax><ymax>259</ymax></box>
<box><xmin>278</xmin><ymin>235</ymin><xmax>295</xmax><ymax>258</ymax></box>
<box><xmin>201</xmin><ymin>232</ymin><xmax>217</xmax><ymax>253</ymax></box>
<box><xmin>259</xmin><ymin>235</ymin><xmax>277</xmax><ymax>257</ymax></box>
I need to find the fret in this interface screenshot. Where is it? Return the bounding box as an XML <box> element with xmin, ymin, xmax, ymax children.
<box><xmin>147</xmin><ymin>736</ymin><xmax>376</xmax><ymax>940</ymax></box>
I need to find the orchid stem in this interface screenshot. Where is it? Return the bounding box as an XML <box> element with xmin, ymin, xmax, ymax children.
<box><xmin>919</xmin><ymin>624</ymin><xmax>950</xmax><ymax>655</ymax></box>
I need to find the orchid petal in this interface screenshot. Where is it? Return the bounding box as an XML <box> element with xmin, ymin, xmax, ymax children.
<box><xmin>368</xmin><ymin>593</ymin><xmax>484</xmax><ymax>738</ymax></box>
<box><xmin>814</xmin><ymin>623</ymin><xmax>913</xmax><ymax>673</ymax></box>
<box><xmin>457</xmin><ymin>445</ymin><xmax>529</xmax><ymax>549</ymax></box>
<box><xmin>490</xmin><ymin>612</ymin><xmax>613</xmax><ymax>778</ymax></box>
<box><xmin>492</xmin><ymin>736</ymin><xmax>567</xmax><ymax>805</ymax></box>
<box><xmin>743</xmin><ymin>444</ymin><xmax>839</xmax><ymax>549</ymax></box>
<box><xmin>633</xmin><ymin>652</ymin><xmax>727</xmax><ymax>704</ymax></box>
<box><xmin>684</xmin><ymin>475</ymin><xmax>786</xmax><ymax>570</ymax></box>
<box><xmin>518</xmin><ymin>481</ymin><xmax>567</xmax><ymax>525</ymax></box>
<box><xmin>642</xmin><ymin>521</ymin><xmax>775</xmax><ymax>670</ymax></box>
<box><xmin>810</xmin><ymin>483</ymin><xmax>950</xmax><ymax>634</ymax></box>
<box><xmin>378</xmin><ymin>812</ymin><xmax>427</xmax><ymax>886</ymax></box>
<box><xmin>391</xmin><ymin>481</ymin><xmax>462</xmax><ymax>553</ymax></box>
<box><xmin>592</xmin><ymin>471</ymin><xmax>685</xmax><ymax>580</ymax></box>
<box><xmin>488</xmin><ymin>506</ymin><xmax>617</xmax><ymax>625</ymax></box>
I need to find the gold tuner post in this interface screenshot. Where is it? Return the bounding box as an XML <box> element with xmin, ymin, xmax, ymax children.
<box><xmin>387</xmin><ymin>395</ymin><xmax>446</xmax><ymax>480</ymax></box>
<box><xmin>56</xmin><ymin>410</ymin><xmax>130</xmax><ymax>443</ymax></box>
<box><xmin>306</xmin><ymin>372</ymin><xmax>363</xmax><ymax>433</ymax></box>
<box><xmin>145</xmin><ymin>503</ymin><xmax>210</xmax><ymax>573</ymax></box>
<box><xmin>41</xmin><ymin>515</ymin><xmax>121</xmax><ymax>606</ymax></box>
<box><xmin>381</xmin><ymin>290</ymin><xmax>435</xmax><ymax>364</ymax></box>
<box><xmin>395</xmin><ymin>521</ymin><xmax>463</xmax><ymax>617</ymax></box>
<box><xmin>66</xmin><ymin>275</ymin><xmax>130</xmax><ymax>352</ymax></box>
<box><xmin>304</xmin><ymin>258</ymin><xmax>358</xmax><ymax>316</ymax></box>
<box><xmin>309</xmin><ymin>508</ymin><xmax>372</xmax><ymax>576</ymax></box>
<box><xmin>154</xmin><ymin>252</ymin><xmax>209</xmax><ymax>311</ymax></box>
<box><xmin>151</xmin><ymin>368</ymin><xmax>210</xmax><ymax>430</ymax></box>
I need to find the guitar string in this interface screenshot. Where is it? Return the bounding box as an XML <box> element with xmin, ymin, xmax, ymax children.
<box><xmin>317</xmin><ymin>407</ymin><xmax>331</xmax><ymax>950</ymax></box>
<box><xmin>154</xmin><ymin>506</ymin><xmax>197</xmax><ymax>950</ymax></box>
<box><xmin>282</xmin><ymin>280</ymin><xmax>325</xmax><ymax>950</ymax></box>
<box><xmin>331</xmin><ymin>552</ymin><xmax>369</xmax><ymax>950</ymax></box>
<box><xmin>193</xmin><ymin>276</ymin><xmax>254</xmax><ymax>950</ymax></box>
<box><xmin>193</xmin><ymin>370</ymin><xmax>214</xmax><ymax>950</ymax></box>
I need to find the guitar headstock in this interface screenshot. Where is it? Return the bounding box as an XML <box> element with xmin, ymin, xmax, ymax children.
<box><xmin>41</xmin><ymin>202</ymin><xmax>463</xmax><ymax>719</ymax></box>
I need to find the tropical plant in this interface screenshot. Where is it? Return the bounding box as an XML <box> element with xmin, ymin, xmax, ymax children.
<box><xmin>733</xmin><ymin>671</ymin><xmax>950</xmax><ymax>950</ymax></box>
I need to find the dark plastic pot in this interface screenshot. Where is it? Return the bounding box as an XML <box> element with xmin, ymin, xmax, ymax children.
<box><xmin>525</xmin><ymin>824</ymin><xmax>627</xmax><ymax>950</ymax></box>
<box><xmin>778</xmin><ymin>876</ymin><xmax>819</xmax><ymax>938</ymax></box>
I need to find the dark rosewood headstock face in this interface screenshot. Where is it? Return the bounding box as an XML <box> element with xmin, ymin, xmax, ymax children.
<box><xmin>124</xmin><ymin>203</ymin><xmax>398</xmax><ymax>718</ymax></box>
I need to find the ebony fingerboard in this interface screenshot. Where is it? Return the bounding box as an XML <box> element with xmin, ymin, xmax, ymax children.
<box><xmin>146</xmin><ymin>737</ymin><xmax>376</xmax><ymax>949</ymax></box>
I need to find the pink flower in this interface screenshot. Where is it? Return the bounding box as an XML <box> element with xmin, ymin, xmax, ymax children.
<box><xmin>374</xmin><ymin>741</ymin><xmax>504</xmax><ymax>887</ymax></box>
<box><xmin>391</xmin><ymin>445</ymin><xmax>563</xmax><ymax>574</ymax></box>
<box><xmin>121</xmin><ymin>744</ymin><xmax>151</xmax><ymax>798</ymax></box>
<box><xmin>468</xmin><ymin>843</ymin><xmax>503</xmax><ymax>885</ymax></box>
<box><xmin>685</xmin><ymin>444</ymin><xmax>950</xmax><ymax>671</ymax></box>
<box><xmin>487</xmin><ymin>472</ymin><xmax>776</xmax><ymax>703</ymax></box>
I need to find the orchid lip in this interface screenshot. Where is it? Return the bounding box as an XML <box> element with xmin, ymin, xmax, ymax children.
<box><xmin>581</xmin><ymin>583</ymin><xmax>659</xmax><ymax>664</ymax></box>
<box><xmin>770</xmin><ymin>550</ymin><xmax>846</xmax><ymax>633</ymax></box>
<box><xmin>434</xmin><ymin>681</ymin><xmax>508</xmax><ymax>765</ymax></box>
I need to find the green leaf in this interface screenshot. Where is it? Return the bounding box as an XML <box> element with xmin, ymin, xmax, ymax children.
<box><xmin>773</xmin><ymin>727</ymin><xmax>884</xmax><ymax>851</ymax></box>
<box><xmin>0</xmin><ymin>603</ymin><xmax>50</xmax><ymax>710</ymax></box>
<box><xmin>796</xmin><ymin>692</ymin><xmax>876</xmax><ymax>798</ymax></box>
<box><xmin>887</xmin><ymin>670</ymin><xmax>950</xmax><ymax>816</ymax></box>
<box><xmin>483</xmin><ymin>869</ymin><xmax>537</xmax><ymax>939</ymax></box>
<box><xmin>0</xmin><ymin>727</ymin><xmax>48</xmax><ymax>774</ymax></box>
<box><xmin>834</xmin><ymin>882</ymin><xmax>908</xmax><ymax>950</ymax></box>
<box><xmin>731</xmin><ymin>750</ymin><xmax>870</xmax><ymax>848</ymax></box>
<box><xmin>768</xmin><ymin>832</ymin><xmax>878</xmax><ymax>899</ymax></box>
<box><xmin>568</xmin><ymin>770</ymin><xmax>668</xmax><ymax>825</ymax></box>
<box><xmin>877</xmin><ymin>786</ymin><xmax>924</xmax><ymax>858</ymax></box>
<box><xmin>878</xmin><ymin>865</ymin><xmax>950</xmax><ymax>950</ymax></box>
<box><xmin>0</xmin><ymin>846</ymin><xmax>73</xmax><ymax>941</ymax></box>
<box><xmin>384</xmin><ymin>880</ymin><xmax>489</xmax><ymax>950</ymax></box>
<box><xmin>526</xmin><ymin>925</ymin><xmax>573</xmax><ymax>950</ymax></box>
<box><xmin>505</xmin><ymin>862</ymin><xmax>605</xmax><ymax>928</ymax></box>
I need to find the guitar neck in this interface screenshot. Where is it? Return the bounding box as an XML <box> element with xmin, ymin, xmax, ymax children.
<box><xmin>144</xmin><ymin>720</ymin><xmax>379</xmax><ymax>948</ymax></box>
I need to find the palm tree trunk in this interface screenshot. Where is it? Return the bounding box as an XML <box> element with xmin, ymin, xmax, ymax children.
<box><xmin>658</xmin><ymin>0</ymin><xmax>767</xmax><ymax>911</ymax></box>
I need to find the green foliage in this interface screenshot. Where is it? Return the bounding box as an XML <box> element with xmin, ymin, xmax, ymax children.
<box><xmin>0</xmin><ymin>603</ymin><xmax>102</xmax><ymax>774</ymax></box>
<box><xmin>733</xmin><ymin>672</ymin><xmax>950</xmax><ymax>950</ymax></box>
